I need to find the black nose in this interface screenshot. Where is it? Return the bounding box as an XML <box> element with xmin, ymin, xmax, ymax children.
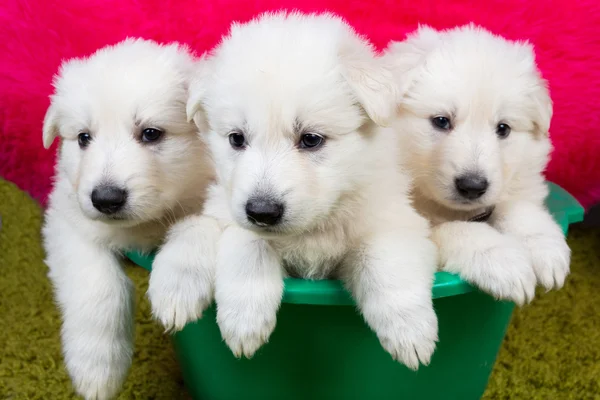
<box><xmin>455</xmin><ymin>174</ymin><xmax>489</xmax><ymax>200</ymax></box>
<box><xmin>91</xmin><ymin>185</ymin><xmax>128</xmax><ymax>214</ymax></box>
<box><xmin>245</xmin><ymin>198</ymin><xmax>284</xmax><ymax>226</ymax></box>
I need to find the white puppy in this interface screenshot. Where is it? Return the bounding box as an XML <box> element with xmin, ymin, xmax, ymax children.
<box><xmin>384</xmin><ymin>25</ymin><xmax>570</xmax><ymax>305</ymax></box>
<box><xmin>152</xmin><ymin>11</ymin><xmax>439</xmax><ymax>370</ymax></box>
<box><xmin>42</xmin><ymin>39</ymin><xmax>213</xmax><ymax>400</ymax></box>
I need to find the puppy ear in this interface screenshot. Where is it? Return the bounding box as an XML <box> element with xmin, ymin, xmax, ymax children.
<box><xmin>531</xmin><ymin>77</ymin><xmax>553</xmax><ymax>137</ymax></box>
<box><xmin>516</xmin><ymin>42</ymin><xmax>553</xmax><ymax>137</ymax></box>
<box><xmin>186</xmin><ymin>57</ymin><xmax>212</xmax><ymax>133</ymax></box>
<box><xmin>338</xmin><ymin>33</ymin><xmax>398</xmax><ymax>127</ymax></box>
<box><xmin>382</xmin><ymin>25</ymin><xmax>442</xmax><ymax>98</ymax></box>
<box><xmin>42</xmin><ymin>101</ymin><xmax>60</xmax><ymax>149</ymax></box>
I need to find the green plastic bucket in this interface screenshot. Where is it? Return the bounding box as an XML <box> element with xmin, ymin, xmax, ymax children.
<box><xmin>127</xmin><ymin>182</ymin><xmax>583</xmax><ymax>400</ymax></box>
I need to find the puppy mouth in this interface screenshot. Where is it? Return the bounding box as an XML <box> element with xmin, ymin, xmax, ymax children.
<box><xmin>451</xmin><ymin>196</ymin><xmax>483</xmax><ymax>206</ymax></box>
<box><xmin>244</xmin><ymin>223</ymin><xmax>289</xmax><ymax>236</ymax></box>
<box><xmin>93</xmin><ymin>213</ymin><xmax>139</xmax><ymax>225</ymax></box>
<box><xmin>102</xmin><ymin>214</ymin><xmax>128</xmax><ymax>221</ymax></box>
<box><xmin>240</xmin><ymin>219</ymin><xmax>299</xmax><ymax>238</ymax></box>
<box><xmin>454</xmin><ymin>203</ymin><xmax>485</xmax><ymax>212</ymax></box>
<box><xmin>87</xmin><ymin>208</ymin><xmax>152</xmax><ymax>225</ymax></box>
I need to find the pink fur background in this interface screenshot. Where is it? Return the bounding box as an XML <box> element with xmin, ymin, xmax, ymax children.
<box><xmin>1</xmin><ymin>0</ymin><xmax>599</xmax><ymax>208</ymax></box>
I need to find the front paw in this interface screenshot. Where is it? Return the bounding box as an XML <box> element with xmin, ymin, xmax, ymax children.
<box><xmin>65</xmin><ymin>342</ymin><xmax>131</xmax><ymax>400</ymax></box>
<box><xmin>363</xmin><ymin>298</ymin><xmax>438</xmax><ymax>370</ymax></box>
<box><xmin>147</xmin><ymin>248</ymin><xmax>213</xmax><ymax>332</ymax></box>
<box><xmin>462</xmin><ymin>240</ymin><xmax>537</xmax><ymax>305</ymax></box>
<box><xmin>526</xmin><ymin>234</ymin><xmax>571</xmax><ymax>290</ymax></box>
<box><xmin>216</xmin><ymin>300</ymin><xmax>278</xmax><ymax>359</ymax></box>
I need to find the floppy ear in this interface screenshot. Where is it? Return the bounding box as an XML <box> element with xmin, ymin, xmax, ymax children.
<box><xmin>338</xmin><ymin>32</ymin><xmax>398</xmax><ymax>127</ymax></box>
<box><xmin>186</xmin><ymin>57</ymin><xmax>213</xmax><ymax>134</ymax></box>
<box><xmin>531</xmin><ymin>77</ymin><xmax>553</xmax><ymax>137</ymax></box>
<box><xmin>517</xmin><ymin>42</ymin><xmax>553</xmax><ymax>137</ymax></box>
<box><xmin>42</xmin><ymin>100</ymin><xmax>60</xmax><ymax>149</ymax></box>
<box><xmin>381</xmin><ymin>25</ymin><xmax>442</xmax><ymax>99</ymax></box>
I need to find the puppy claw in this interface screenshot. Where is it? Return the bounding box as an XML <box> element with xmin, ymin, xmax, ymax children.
<box><xmin>364</xmin><ymin>299</ymin><xmax>438</xmax><ymax>371</ymax></box>
<box><xmin>151</xmin><ymin>290</ymin><xmax>211</xmax><ymax>333</ymax></box>
<box><xmin>527</xmin><ymin>234</ymin><xmax>570</xmax><ymax>292</ymax></box>
<box><xmin>148</xmin><ymin>249</ymin><xmax>214</xmax><ymax>332</ymax></box>
<box><xmin>218</xmin><ymin>305</ymin><xmax>277</xmax><ymax>359</ymax></box>
<box><xmin>380</xmin><ymin>325</ymin><xmax>437</xmax><ymax>370</ymax></box>
<box><xmin>459</xmin><ymin>241</ymin><xmax>537</xmax><ymax>306</ymax></box>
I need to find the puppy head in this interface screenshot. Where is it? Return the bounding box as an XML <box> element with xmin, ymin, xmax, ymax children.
<box><xmin>385</xmin><ymin>25</ymin><xmax>552</xmax><ymax>211</ymax></box>
<box><xmin>187</xmin><ymin>11</ymin><xmax>396</xmax><ymax>235</ymax></box>
<box><xmin>44</xmin><ymin>38</ymin><xmax>205</xmax><ymax>225</ymax></box>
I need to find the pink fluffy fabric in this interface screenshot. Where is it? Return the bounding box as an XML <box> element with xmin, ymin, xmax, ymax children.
<box><xmin>1</xmin><ymin>0</ymin><xmax>599</xmax><ymax>208</ymax></box>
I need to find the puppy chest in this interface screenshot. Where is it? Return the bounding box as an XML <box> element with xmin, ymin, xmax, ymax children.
<box><xmin>273</xmin><ymin>237</ymin><xmax>349</xmax><ymax>280</ymax></box>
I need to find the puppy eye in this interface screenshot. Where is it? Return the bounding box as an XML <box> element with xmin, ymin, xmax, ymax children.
<box><xmin>78</xmin><ymin>132</ymin><xmax>92</xmax><ymax>149</ymax></box>
<box><xmin>228</xmin><ymin>131</ymin><xmax>246</xmax><ymax>150</ymax></box>
<box><xmin>299</xmin><ymin>133</ymin><xmax>325</xmax><ymax>150</ymax></box>
<box><xmin>141</xmin><ymin>128</ymin><xmax>164</xmax><ymax>143</ymax></box>
<box><xmin>496</xmin><ymin>123</ymin><xmax>511</xmax><ymax>139</ymax></box>
<box><xmin>431</xmin><ymin>116</ymin><xmax>452</xmax><ymax>131</ymax></box>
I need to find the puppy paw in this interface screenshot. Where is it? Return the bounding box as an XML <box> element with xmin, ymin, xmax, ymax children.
<box><xmin>526</xmin><ymin>234</ymin><xmax>571</xmax><ymax>290</ymax></box>
<box><xmin>363</xmin><ymin>298</ymin><xmax>438</xmax><ymax>370</ymax></box>
<box><xmin>464</xmin><ymin>240</ymin><xmax>537</xmax><ymax>305</ymax></box>
<box><xmin>216</xmin><ymin>300</ymin><xmax>278</xmax><ymax>359</ymax></box>
<box><xmin>148</xmin><ymin>246</ymin><xmax>214</xmax><ymax>332</ymax></box>
<box><xmin>65</xmin><ymin>341</ymin><xmax>131</xmax><ymax>400</ymax></box>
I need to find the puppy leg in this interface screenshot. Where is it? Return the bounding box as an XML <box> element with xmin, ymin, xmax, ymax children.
<box><xmin>215</xmin><ymin>226</ymin><xmax>283</xmax><ymax>358</ymax></box>
<box><xmin>433</xmin><ymin>221</ymin><xmax>537</xmax><ymax>305</ymax></box>
<box><xmin>343</xmin><ymin>231</ymin><xmax>439</xmax><ymax>370</ymax></box>
<box><xmin>492</xmin><ymin>201</ymin><xmax>570</xmax><ymax>290</ymax></box>
<box><xmin>148</xmin><ymin>215</ymin><xmax>221</xmax><ymax>331</ymax></box>
<box><xmin>43</xmin><ymin>218</ymin><xmax>133</xmax><ymax>400</ymax></box>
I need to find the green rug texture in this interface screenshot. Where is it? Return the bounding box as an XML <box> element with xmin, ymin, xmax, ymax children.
<box><xmin>0</xmin><ymin>178</ymin><xmax>598</xmax><ymax>399</ymax></box>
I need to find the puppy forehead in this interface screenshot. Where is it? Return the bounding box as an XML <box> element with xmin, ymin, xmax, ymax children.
<box><xmin>53</xmin><ymin>41</ymin><xmax>190</xmax><ymax>125</ymax></box>
<box><xmin>210</xmin><ymin>35</ymin><xmax>344</xmax><ymax>101</ymax></box>
<box><xmin>409</xmin><ymin>48</ymin><xmax>538</xmax><ymax>120</ymax></box>
<box><xmin>206</xmin><ymin>17</ymin><xmax>365</xmax><ymax>135</ymax></box>
<box><xmin>208</xmin><ymin>79</ymin><xmax>362</xmax><ymax>140</ymax></box>
<box><xmin>59</xmin><ymin>65</ymin><xmax>184</xmax><ymax>106</ymax></box>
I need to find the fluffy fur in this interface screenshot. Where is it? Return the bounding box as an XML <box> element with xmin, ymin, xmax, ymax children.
<box><xmin>385</xmin><ymin>25</ymin><xmax>570</xmax><ymax>305</ymax></box>
<box><xmin>149</xmin><ymin>12</ymin><xmax>439</xmax><ymax>370</ymax></box>
<box><xmin>2</xmin><ymin>0</ymin><xmax>600</xmax><ymax>210</ymax></box>
<box><xmin>41</xmin><ymin>39</ymin><xmax>213</xmax><ymax>400</ymax></box>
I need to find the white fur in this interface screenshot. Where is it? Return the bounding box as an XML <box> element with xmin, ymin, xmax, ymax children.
<box><xmin>183</xmin><ymin>11</ymin><xmax>439</xmax><ymax>369</ymax></box>
<box><xmin>431</xmin><ymin>221</ymin><xmax>536</xmax><ymax>305</ymax></box>
<box><xmin>42</xmin><ymin>39</ymin><xmax>213</xmax><ymax>400</ymax></box>
<box><xmin>147</xmin><ymin>213</ymin><xmax>221</xmax><ymax>332</ymax></box>
<box><xmin>384</xmin><ymin>25</ymin><xmax>570</xmax><ymax>304</ymax></box>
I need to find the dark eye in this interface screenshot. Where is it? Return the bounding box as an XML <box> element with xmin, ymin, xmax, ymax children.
<box><xmin>299</xmin><ymin>133</ymin><xmax>325</xmax><ymax>150</ymax></box>
<box><xmin>431</xmin><ymin>116</ymin><xmax>452</xmax><ymax>131</ymax></box>
<box><xmin>141</xmin><ymin>128</ymin><xmax>164</xmax><ymax>143</ymax></box>
<box><xmin>78</xmin><ymin>132</ymin><xmax>92</xmax><ymax>149</ymax></box>
<box><xmin>496</xmin><ymin>123</ymin><xmax>511</xmax><ymax>139</ymax></box>
<box><xmin>228</xmin><ymin>131</ymin><xmax>246</xmax><ymax>150</ymax></box>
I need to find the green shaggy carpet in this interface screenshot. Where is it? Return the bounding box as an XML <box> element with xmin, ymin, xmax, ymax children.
<box><xmin>0</xmin><ymin>178</ymin><xmax>598</xmax><ymax>399</ymax></box>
